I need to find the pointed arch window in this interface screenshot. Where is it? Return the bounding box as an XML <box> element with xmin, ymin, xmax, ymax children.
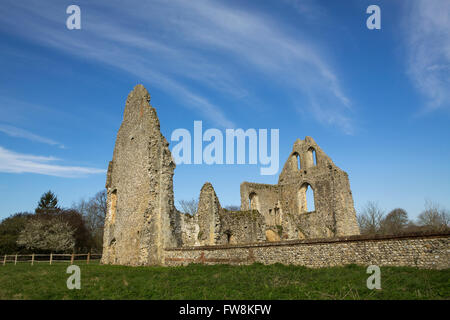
<box><xmin>298</xmin><ymin>183</ymin><xmax>315</xmax><ymax>213</ymax></box>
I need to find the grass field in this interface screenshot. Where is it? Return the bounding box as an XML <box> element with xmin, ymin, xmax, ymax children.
<box><xmin>0</xmin><ymin>262</ymin><xmax>448</xmax><ymax>300</ymax></box>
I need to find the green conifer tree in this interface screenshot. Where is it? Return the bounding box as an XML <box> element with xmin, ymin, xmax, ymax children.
<box><xmin>35</xmin><ymin>190</ymin><xmax>60</xmax><ymax>215</ymax></box>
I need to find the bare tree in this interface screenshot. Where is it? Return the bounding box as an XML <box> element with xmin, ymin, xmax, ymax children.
<box><xmin>85</xmin><ymin>190</ymin><xmax>107</xmax><ymax>232</ymax></box>
<box><xmin>357</xmin><ymin>201</ymin><xmax>385</xmax><ymax>235</ymax></box>
<box><xmin>178</xmin><ymin>198</ymin><xmax>198</xmax><ymax>215</ymax></box>
<box><xmin>380</xmin><ymin>208</ymin><xmax>409</xmax><ymax>235</ymax></box>
<box><xmin>417</xmin><ymin>200</ymin><xmax>449</xmax><ymax>232</ymax></box>
<box><xmin>73</xmin><ymin>190</ymin><xmax>107</xmax><ymax>252</ymax></box>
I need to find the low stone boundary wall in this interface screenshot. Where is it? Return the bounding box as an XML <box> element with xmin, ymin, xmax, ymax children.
<box><xmin>164</xmin><ymin>233</ymin><xmax>450</xmax><ymax>269</ymax></box>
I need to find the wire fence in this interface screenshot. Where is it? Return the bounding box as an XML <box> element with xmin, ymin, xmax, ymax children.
<box><xmin>2</xmin><ymin>253</ymin><xmax>102</xmax><ymax>266</ymax></box>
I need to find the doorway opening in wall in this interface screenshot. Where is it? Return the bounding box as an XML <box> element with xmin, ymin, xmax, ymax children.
<box><xmin>225</xmin><ymin>231</ymin><xmax>234</xmax><ymax>244</ymax></box>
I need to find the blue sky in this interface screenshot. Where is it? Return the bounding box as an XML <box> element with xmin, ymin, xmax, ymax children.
<box><xmin>0</xmin><ymin>0</ymin><xmax>449</xmax><ymax>221</ymax></box>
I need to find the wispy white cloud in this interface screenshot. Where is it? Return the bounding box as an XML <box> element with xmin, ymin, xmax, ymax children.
<box><xmin>404</xmin><ymin>0</ymin><xmax>450</xmax><ymax>112</ymax></box>
<box><xmin>0</xmin><ymin>124</ymin><xmax>65</xmax><ymax>149</ymax></box>
<box><xmin>0</xmin><ymin>0</ymin><xmax>354</xmax><ymax>132</ymax></box>
<box><xmin>0</xmin><ymin>146</ymin><xmax>105</xmax><ymax>178</ymax></box>
<box><xmin>281</xmin><ymin>0</ymin><xmax>326</xmax><ymax>20</ymax></box>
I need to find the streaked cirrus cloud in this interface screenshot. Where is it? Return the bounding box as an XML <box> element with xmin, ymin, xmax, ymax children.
<box><xmin>403</xmin><ymin>0</ymin><xmax>450</xmax><ymax>112</ymax></box>
<box><xmin>0</xmin><ymin>124</ymin><xmax>65</xmax><ymax>149</ymax></box>
<box><xmin>0</xmin><ymin>0</ymin><xmax>354</xmax><ymax>132</ymax></box>
<box><xmin>0</xmin><ymin>146</ymin><xmax>105</xmax><ymax>178</ymax></box>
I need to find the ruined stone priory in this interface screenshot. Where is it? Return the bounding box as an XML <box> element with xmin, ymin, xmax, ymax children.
<box><xmin>101</xmin><ymin>84</ymin><xmax>362</xmax><ymax>266</ymax></box>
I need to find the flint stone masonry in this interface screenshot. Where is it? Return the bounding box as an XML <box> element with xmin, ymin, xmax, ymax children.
<box><xmin>196</xmin><ymin>182</ymin><xmax>266</xmax><ymax>246</ymax></box>
<box><xmin>102</xmin><ymin>85</ymin><xmax>441</xmax><ymax>269</ymax></box>
<box><xmin>216</xmin><ymin>209</ymin><xmax>266</xmax><ymax>245</ymax></box>
<box><xmin>164</xmin><ymin>233</ymin><xmax>450</xmax><ymax>269</ymax></box>
<box><xmin>101</xmin><ymin>85</ymin><xmax>267</xmax><ymax>265</ymax></box>
<box><xmin>178</xmin><ymin>213</ymin><xmax>200</xmax><ymax>247</ymax></box>
<box><xmin>197</xmin><ymin>183</ymin><xmax>222</xmax><ymax>246</ymax></box>
<box><xmin>102</xmin><ymin>85</ymin><xmax>178</xmax><ymax>266</ymax></box>
<box><xmin>241</xmin><ymin>136</ymin><xmax>360</xmax><ymax>240</ymax></box>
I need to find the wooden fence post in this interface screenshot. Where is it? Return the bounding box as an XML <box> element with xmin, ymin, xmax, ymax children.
<box><xmin>1</xmin><ymin>253</ymin><xmax>99</xmax><ymax>267</ymax></box>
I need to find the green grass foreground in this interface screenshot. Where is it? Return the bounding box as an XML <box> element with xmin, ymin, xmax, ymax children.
<box><xmin>0</xmin><ymin>262</ymin><xmax>448</xmax><ymax>300</ymax></box>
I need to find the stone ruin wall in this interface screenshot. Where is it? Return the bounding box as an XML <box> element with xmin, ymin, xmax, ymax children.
<box><xmin>164</xmin><ymin>233</ymin><xmax>450</xmax><ymax>270</ymax></box>
<box><xmin>101</xmin><ymin>85</ymin><xmax>178</xmax><ymax>266</ymax></box>
<box><xmin>240</xmin><ymin>183</ymin><xmax>281</xmax><ymax>241</ymax></box>
<box><xmin>102</xmin><ymin>85</ymin><xmax>363</xmax><ymax>266</ymax></box>
<box><xmin>240</xmin><ymin>137</ymin><xmax>360</xmax><ymax>241</ymax></box>
<box><xmin>181</xmin><ymin>182</ymin><xmax>266</xmax><ymax>247</ymax></box>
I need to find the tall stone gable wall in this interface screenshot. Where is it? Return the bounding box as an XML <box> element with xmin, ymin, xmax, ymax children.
<box><xmin>240</xmin><ymin>136</ymin><xmax>360</xmax><ymax>240</ymax></box>
<box><xmin>102</xmin><ymin>85</ymin><xmax>178</xmax><ymax>266</ymax></box>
